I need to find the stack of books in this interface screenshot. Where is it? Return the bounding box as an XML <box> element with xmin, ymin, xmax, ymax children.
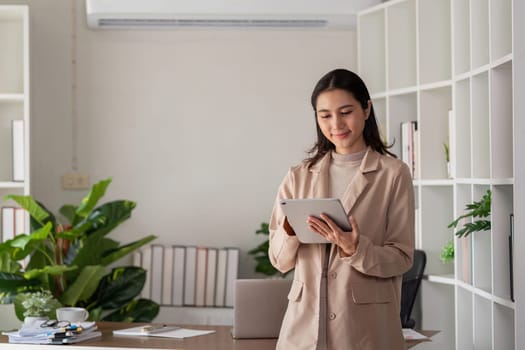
<box><xmin>135</xmin><ymin>245</ymin><xmax>239</xmax><ymax>308</ymax></box>
<box><xmin>2</xmin><ymin>321</ymin><xmax>101</xmax><ymax>344</ymax></box>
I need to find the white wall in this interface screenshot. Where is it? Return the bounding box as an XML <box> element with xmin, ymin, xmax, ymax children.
<box><xmin>2</xmin><ymin>0</ymin><xmax>357</xmax><ymax>278</ymax></box>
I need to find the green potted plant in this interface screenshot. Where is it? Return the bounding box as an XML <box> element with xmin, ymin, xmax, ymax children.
<box><xmin>18</xmin><ymin>290</ymin><xmax>61</xmax><ymax>325</ymax></box>
<box><xmin>0</xmin><ymin>177</ymin><xmax>159</xmax><ymax>322</ymax></box>
<box><xmin>443</xmin><ymin>142</ymin><xmax>451</xmax><ymax>178</ymax></box>
<box><xmin>248</xmin><ymin>222</ymin><xmax>291</xmax><ymax>278</ymax></box>
<box><xmin>440</xmin><ymin>239</ymin><xmax>454</xmax><ymax>264</ymax></box>
<box><xmin>441</xmin><ymin>189</ymin><xmax>491</xmax><ymax>265</ymax></box>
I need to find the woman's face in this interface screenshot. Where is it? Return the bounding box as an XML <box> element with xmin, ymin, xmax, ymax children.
<box><xmin>315</xmin><ymin>89</ymin><xmax>371</xmax><ymax>154</ymax></box>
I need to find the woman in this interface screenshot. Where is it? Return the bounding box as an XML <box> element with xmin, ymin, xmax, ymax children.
<box><xmin>269</xmin><ymin>69</ymin><xmax>414</xmax><ymax>350</ymax></box>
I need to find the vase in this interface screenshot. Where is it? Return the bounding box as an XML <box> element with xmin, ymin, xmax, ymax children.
<box><xmin>23</xmin><ymin>316</ymin><xmax>48</xmax><ymax>326</ymax></box>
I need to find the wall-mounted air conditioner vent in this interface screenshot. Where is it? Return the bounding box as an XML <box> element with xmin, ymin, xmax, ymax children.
<box><xmin>86</xmin><ymin>0</ymin><xmax>382</xmax><ymax>29</ymax></box>
<box><xmin>97</xmin><ymin>18</ymin><xmax>328</xmax><ymax>28</ymax></box>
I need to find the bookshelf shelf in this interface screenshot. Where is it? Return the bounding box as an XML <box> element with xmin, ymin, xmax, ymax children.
<box><xmin>0</xmin><ymin>94</ymin><xmax>24</xmax><ymax>102</ymax></box>
<box><xmin>0</xmin><ymin>5</ymin><xmax>29</xmax><ymax>243</ymax></box>
<box><xmin>358</xmin><ymin>0</ymin><xmax>517</xmax><ymax>348</ymax></box>
<box><xmin>0</xmin><ymin>182</ymin><xmax>24</xmax><ymax>189</ymax></box>
<box><xmin>426</xmin><ymin>274</ymin><xmax>455</xmax><ymax>285</ymax></box>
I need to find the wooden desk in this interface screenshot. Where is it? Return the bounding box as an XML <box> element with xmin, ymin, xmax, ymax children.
<box><xmin>0</xmin><ymin>322</ymin><xmax>436</xmax><ymax>350</ymax></box>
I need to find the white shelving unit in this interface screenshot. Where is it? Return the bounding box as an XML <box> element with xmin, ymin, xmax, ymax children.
<box><xmin>0</xmin><ymin>5</ymin><xmax>29</xmax><ymax>242</ymax></box>
<box><xmin>358</xmin><ymin>0</ymin><xmax>515</xmax><ymax>348</ymax></box>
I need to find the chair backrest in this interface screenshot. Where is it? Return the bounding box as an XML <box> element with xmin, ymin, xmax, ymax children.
<box><xmin>400</xmin><ymin>249</ymin><xmax>427</xmax><ymax>328</ymax></box>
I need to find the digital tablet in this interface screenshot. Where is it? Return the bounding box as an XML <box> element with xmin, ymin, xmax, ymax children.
<box><xmin>279</xmin><ymin>198</ymin><xmax>352</xmax><ymax>244</ymax></box>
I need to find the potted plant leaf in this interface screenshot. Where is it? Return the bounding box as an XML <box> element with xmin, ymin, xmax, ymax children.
<box><xmin>0</xmin><ymin>177</ymin><xmax>159</xmax><ymax>322</ymax></box>
<box><xmin>248</xmin><ymin>222</ymin><xmax>291</xmax><ymax>278</ymax></box>
<box><xmin>448</xmin><ymin>189</ymin><xmax>491</xmax><ymax>238</ymax></box>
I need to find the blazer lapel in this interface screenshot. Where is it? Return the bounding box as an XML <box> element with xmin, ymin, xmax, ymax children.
<box><xmin>340</xmin><ymin>147</ymin><xmax>380</xmax><ymax>214</ymax></box>
<box><xmin>309</xmin><ymin>152</ymin><xmax>331</xmax><ymax>199</ymax></box>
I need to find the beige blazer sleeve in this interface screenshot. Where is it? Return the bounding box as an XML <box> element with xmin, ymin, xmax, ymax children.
<box><xmin>268</xmin><ymin>169</ymin><xmax>300</xmax><ymax>274</ymax></box>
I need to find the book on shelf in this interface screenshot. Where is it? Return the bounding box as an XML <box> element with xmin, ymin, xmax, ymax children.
<box><xmin>12</xmin><ymin>119</ymin><xmax>25</xmax><ymax>182</ymax></box>
<box><xmin>1</xmin><ymin>207</ymin><xmax>27</xmax><ymax>242</ymax></box>
<box><xmin>150</xmin><ymin>245</ymin><xmax>164</xmax><ymax>304</ymax></box>
<box><xmin>136</xmin><ymin>244</ymin><xmax>239</xmax><ymax>308</ymax></box>
<box><xmin>162</xmin><ymin>246</ymin><xmax>174</xmax><ymax>305</ymax></box>
<box><xmin>132</xmin><ymin>251</ymin><xmax>141</xmax><ymax>267</ymax></box>
<box><xmin>214</xmin><ymin>248</ymin><xmax>228</xmax><ymax>307</ymax></box>
<box><xmin>509</xmin><ymin>213</ymin><xmax>514</xmax><ymax>302</ymax></box>
<box><xmin>171</xmin><ymin>246</ymin><xmax>186</xmax><ymax>306</ymax></box>
<box><xmin>460</xmin><ymin>235</ymin><xmax>472</xmax><ymax>285</ymax></box>
<box><xmin>14</xmin><ymin>208</ymin><xmax>26</xmax><ymax>235</ymax></box>
<box><xmin>194</xmin><ymin>247</ymin><xmax>208</xmax><ymax>307</ymax></box>
<box><xmin>400</xmin><ymin>121</ymin><xmax>417</xmax><ymax>178</ymax></box>
<box><xmin>140</xmin><ymin>247</ymin><xmax>152</xmax><ymax>299</ymax></box>
<box><xmin>183</xmin><ymin>246</ymin><xmax>197</xmax><ymax>306</ymax></box>
<box><xmin>205</xmin><ymin>248</ymin><xmax>218</xmax><ymax>307</ymax></box>
<box><xmin>224</xmin><ymin>247</ymin><xmax>239</xmax><ymax>307</ymax></box>
<box><xmin>1</xmin><ymin>207</ymin><xmax>15</xmax><ymax>242</ymax></box>
<box><xmin>448</xmin><ymin>109</ymin><xmax>456</xmax><ymax>179</ymax></box>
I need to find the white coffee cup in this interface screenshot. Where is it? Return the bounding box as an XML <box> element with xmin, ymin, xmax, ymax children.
<box><xmin>56</xmin><ymin>307</ymin><xmax>89</xmax><ymax>324</ymax></box>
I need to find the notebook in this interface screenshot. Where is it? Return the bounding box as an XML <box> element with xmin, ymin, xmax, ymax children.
<box><xmin>231</xmin><ymin>279</ymin><xmax>292</xmax><ymax>339</ymax></box>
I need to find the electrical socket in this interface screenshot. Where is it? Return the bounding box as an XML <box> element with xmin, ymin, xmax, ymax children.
<box><xmin>62</xmin><ymin>173</ymin><xmax>90</xmax><ymax>190</ymax></box>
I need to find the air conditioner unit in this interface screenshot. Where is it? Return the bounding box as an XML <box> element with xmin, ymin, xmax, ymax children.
<box><xmin>86</xmin><ymin>0</ymin><xmax>380</xmax><ymax>29</ymax></box>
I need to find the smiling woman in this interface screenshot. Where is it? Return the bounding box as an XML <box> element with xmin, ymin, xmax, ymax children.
<box><xmin>268</xmin><ymin>68</ymin><xmax>414</xmax><ymax>350</ymax></box>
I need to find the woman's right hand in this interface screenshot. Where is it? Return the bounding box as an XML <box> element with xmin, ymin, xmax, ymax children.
<box><xmin>283</xmin><ymin>217</ymin><xmax>296</xmax><ymax>236</ymax></box>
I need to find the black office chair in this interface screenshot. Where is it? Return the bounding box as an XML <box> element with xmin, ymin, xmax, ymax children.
<box><xmin>400</xmin><ymin>249</ymin><xmax>426</xmax><ymax>329</ymax></box>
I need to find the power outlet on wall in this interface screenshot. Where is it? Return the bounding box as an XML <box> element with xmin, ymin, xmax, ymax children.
<box><xmin>62</xmin><ymin>173</ymin><xmax>90</xmax><ymax>190</ymax></box>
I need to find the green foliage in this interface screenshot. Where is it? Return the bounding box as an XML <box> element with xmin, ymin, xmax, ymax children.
<box><xmin>248</xmin><ymin>222</ymin><xmax>291</xmax><ymax>278</ymax></box>
<box><xmin>440</xmin><ymin>239</ymin><xmax>454</xmax><ymax>264</ymax></box>
<box><xmin>443</xmin><ymin>143</ymin><xmax>450</xmax><ymax>162</ymax></box>
<box><xmin>19</xmin><ymin>290</ymin><xmax>60</xmax><ymax>318</ymax></box>
<box><xmin>0</xmin><ymin>178</ymin><xmax>159</xmax><ymax>322</ymax></box>
<box><xmin>448</xmin><ymin>190</ymin><xmax>491</xmax><ymax>238</ymax></box>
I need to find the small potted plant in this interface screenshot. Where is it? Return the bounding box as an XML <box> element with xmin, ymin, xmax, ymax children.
<box><xmin>443</xmin><ymin>142</ymin><xmax>451</xmax><ymax>178</ymax></box>
<box><xmin>18</xmin><ymin>290</ymin><xmax>61</xmax><ymax>325</ymax></box>
<box><xmin>440</xmin><ymin>239</ymin><xmax>454</xmax><ymax>264</ymax></box>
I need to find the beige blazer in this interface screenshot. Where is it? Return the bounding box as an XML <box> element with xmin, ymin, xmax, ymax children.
<box><xmin>269</xmin><ymin>147</ymin><xmax>414</xmax><ymax>350</ymax></box>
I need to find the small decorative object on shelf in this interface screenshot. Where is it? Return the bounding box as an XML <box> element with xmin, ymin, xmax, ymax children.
<box><xmin>443</xmin><ymin>142</ymin><xmax>451</xmax><ymax>178</ymax></box>
<box><xmin>448</xmin><ymin>189</ymin><xmax>491</xmax><ymax>238</ymax></box>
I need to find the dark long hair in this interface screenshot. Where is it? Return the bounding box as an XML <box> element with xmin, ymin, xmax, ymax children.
<box><xmin>305</xmin><ymin>68</ymin><xmax>395</xmax><ymax>168</ymax></box>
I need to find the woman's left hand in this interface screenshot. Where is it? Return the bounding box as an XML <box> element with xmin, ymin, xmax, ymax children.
<box><xmin>307</xmin><ymin>214</ymin><xmax>360</xmax><ymax>257</ymax></box>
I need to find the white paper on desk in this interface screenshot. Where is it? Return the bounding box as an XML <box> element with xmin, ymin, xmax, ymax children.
<box><xmin>402</xmin><ymin>328</ymin><xmax>429</xmax><ymax>340</ymax></box>
<box><xmin>113</xmin><ymin>326</ymin><xmax>215</xmax><ymax>339</ymax></box>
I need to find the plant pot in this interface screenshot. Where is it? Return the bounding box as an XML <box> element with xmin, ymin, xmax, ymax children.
<box><xmin>23</xmin><ymin>316</ymin><xmax>48</xmax><ymax>326</ymax></box>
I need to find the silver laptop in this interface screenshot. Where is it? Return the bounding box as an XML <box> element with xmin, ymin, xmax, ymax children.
<box><xmin>232</xmin><ymin>279</ymin><xmax>292</xmax><ymax>339</ymax></box>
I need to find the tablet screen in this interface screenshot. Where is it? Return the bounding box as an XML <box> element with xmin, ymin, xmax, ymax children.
<box><xmin>280</xmin><ymin>198</ymin><xmax>351</xmax><ymax>244</ymax></box>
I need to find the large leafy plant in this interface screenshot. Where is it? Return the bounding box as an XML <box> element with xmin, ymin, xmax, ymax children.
<box><xmin>0</xmin><ymin>178</ymin><xmax>159</xmax><ymax>322</ymax></box>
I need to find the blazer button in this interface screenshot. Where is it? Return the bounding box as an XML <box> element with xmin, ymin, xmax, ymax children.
<box><xmin>330</xmin><ymin>272</ymin><xmax>337</xmax><ymax>279</ymax></box>
<box><xmin>329</xmin><ymin>313</ymin><xmax>336</xmax><ymax>320</ymax></box>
